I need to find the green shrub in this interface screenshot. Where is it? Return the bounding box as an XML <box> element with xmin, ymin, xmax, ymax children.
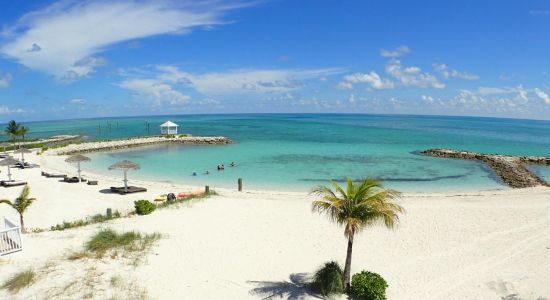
<box><xmin>134</xmin><ymin>200</ymin><xmax>156</xmax><ymax>215</ymax></box>
<box><xmin>310</xmin><ymin>261</ymin><xmax>344</xmax><ymax>296</ymax></box>
<box><xmin>351</xmin><ymin>271</ymin><xmax>388</xmax><ymax>300</ymax></box>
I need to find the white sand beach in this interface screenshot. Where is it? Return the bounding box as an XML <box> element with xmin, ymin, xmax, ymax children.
<box><xmin>1</xmin><ymin>151</ymin><xmax>550</xmax><ymax>299</ymax></box>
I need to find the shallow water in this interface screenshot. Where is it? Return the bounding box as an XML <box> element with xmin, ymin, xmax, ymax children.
<box><xmin>22</xmin><ymin>114</ymin><xmax>550</xmax><ymax>192</ymax></box>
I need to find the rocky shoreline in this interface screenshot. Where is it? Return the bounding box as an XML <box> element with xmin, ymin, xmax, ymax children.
<box><xmin>421</xmin><ymin>148</ymin><xmax>550</xmax><ymax>188</ymax></box>
<box><xmin>47</xmin><ymin>135</ymin><xmax>233</xmax><ymax>155</ymax></box>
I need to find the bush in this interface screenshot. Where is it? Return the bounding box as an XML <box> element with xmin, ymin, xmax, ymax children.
<box><xmin>351</xmin><ymin>271</ymin><xmax>388</xmax><ymax>300</ymax></box>
<box><xmin>310</xmin><ymin>261</ymin><xmax>344</xmax><ymax>296</ymax></box>
<box><xmin>134</xmin><ymin>200</ymin><xmax>156</xmax><ymax>215</ymax></box>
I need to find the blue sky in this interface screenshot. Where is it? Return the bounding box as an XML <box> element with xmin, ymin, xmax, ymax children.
<box><xmin>1</xmin><ymin>0</ymin><xmax>550</xmax><ymax>122</ymax></box>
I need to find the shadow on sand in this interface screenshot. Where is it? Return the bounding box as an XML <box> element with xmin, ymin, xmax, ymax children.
<box><xmin>248</xmin><ymin>273</ymin><xmax>324</xmax><ymax>300</ymax></box>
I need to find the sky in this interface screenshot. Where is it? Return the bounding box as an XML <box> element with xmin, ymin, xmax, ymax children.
<box><xmin>0</xmin><ymin>0</ymin><xmax>550</xmax><ymax>122</ymax></box>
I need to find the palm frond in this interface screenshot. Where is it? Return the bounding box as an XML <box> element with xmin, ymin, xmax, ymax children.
<box><xmin>0</xmin><ymin>199</ymin><xmax>14</xmax><ymax>209</ymax></box>
<box><xmin>311</xmin><ymin>177</ymin><xmax>405</xmax><ymax>237</ymax></box>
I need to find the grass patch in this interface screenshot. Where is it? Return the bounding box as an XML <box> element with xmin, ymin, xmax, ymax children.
<box><xmin>84</xmin><ymin>229</ymin><xmax>160</xmax><ymax>258</ymax></box>
<box><xmin>110</xmin><ymin>276</ymin><xmax>123</xmax><ymax>288</ymax></box>
<box><xmin>67</xmin><ymin>250</ymin><xmax>92</xmax><ymax>260</ymax></box>
<box><xmin>1</xmin><ymin>269</ymin><xmax>36</xmax><ymax>293</ymax></box>
<box><xmin>157</xmin><ymin>190</ymin><xmax>217</xmax><ymax>209</ymax></box>
<box><xmin>51</xmin><ymin>210</ymin><xmax>122</xmax><ymax>231</ymax></box>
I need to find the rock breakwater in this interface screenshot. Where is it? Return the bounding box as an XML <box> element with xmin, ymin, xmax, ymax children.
<box><xmin>48</xmin><ymin>135</ymin><xmax>233</xmax><ymax>155</ymax></box>
<box><xmin>421</xmin><ymin>148</ymin><xmax>550</xmax><ymax>188</ymax></box>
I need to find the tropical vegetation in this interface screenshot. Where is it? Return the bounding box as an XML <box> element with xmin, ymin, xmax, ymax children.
<box><xmin>311</xmin><ymin>177</ymin><xmax>403</xmax><ymax>293</ymax></box>
<box><xmin>3</xmin><ymin>120</ymin><xmax>30</xmax><ymax>146</ymax></box>
<box><xmin>0</xmin><ymin>185</ymin><xmax>35</xmax><ymax>233</ymax></box>
<box><xmin>310</xmin><ymin>261</ymin><xmax>344</xmax><ymax>296</ymax></box>
<box><xmin>351</xmin><ymin>270</ymin><xmax>388</xmax><ymax>300</ymax></box>
<box><xmin>134</xmin><ymin>200</ymin><xmax>156</xmax><ymax>215</ymax></box>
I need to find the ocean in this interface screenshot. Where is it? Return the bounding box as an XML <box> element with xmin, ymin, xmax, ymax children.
<box><xmin>16</xmin><ymin>114</ymin><xmax>550</xmax><ymax>192</ymax></box>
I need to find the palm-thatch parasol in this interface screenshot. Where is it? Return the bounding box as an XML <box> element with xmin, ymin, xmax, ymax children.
<box><xmin>0</xmin><ymin>156</ymin><xmax>21</xmax><ymax>181</ymax></box>
<box><xmin>65</xmin><ymin>154</ymin><xmax>91</xmax><ymax>182</ymax></box>
<box><xmin>13</xmin><ymin>147</ymin><xmax>32</xmax><ymax>163</ymax></box>
<box><xmin>108</xmin><ymin>160</ymin><xmax>140</xmax><ymax>192</ymax></box>
<box><xmin>0</xmin><ymin>142</ymin><xmax>10</xmax><ymax>155</ymax></box>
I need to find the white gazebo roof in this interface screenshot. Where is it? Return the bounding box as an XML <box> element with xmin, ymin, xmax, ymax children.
<box><xmin>160</xmin><ymin>121</ymin><xmax>179</xmax><ymax>127</ymax></box>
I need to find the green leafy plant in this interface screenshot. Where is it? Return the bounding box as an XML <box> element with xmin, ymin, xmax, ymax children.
<box><xmin>351</xmin><ymin>271</ymin><xmax>388</xmax><ymax>300</ymax></box>
<box><xmin>134</xmin><ymin>200</ymin><xmax>156</xmax><ymax>215</ymax></box>
<box><xmin>310</xmin><ymin>261</ymin><xmax>344</xmax><ymax>296</ymax></box>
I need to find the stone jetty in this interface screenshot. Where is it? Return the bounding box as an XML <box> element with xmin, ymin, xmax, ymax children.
<box><xmin>421</xmin><ymin>148</ymin><xmax>550</xmax><ymax>188</ymax></box>
<box><xmin>48</xmin><ymin>135</ymin><xmax>232</xmax><ymax>155</ymax></box>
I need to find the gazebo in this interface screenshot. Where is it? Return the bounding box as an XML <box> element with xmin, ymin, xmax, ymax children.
<box><xmin>160</xmin><ymin>121</ymin><xmax>179</xmax><ymax>135</ymax></box>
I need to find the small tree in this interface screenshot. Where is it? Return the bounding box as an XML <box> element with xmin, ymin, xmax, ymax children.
<box><xmin>17</xmin><ymin>126</ymin><xmax>29</xmax><ymax>143</ymax></box>
<box><xmin>0</xmin><ymin>186</ymin><xmax>35</xmax><ymax>233</ymax></box>
<box><xmin>311</xmin><ymin>178</ymin><xmax>404</xmax><ymax>294</ymax></box>
<box><xmin>4</xmin><ymin>120</ymin><xmax>20</xmax><ymax>147</ymax></box>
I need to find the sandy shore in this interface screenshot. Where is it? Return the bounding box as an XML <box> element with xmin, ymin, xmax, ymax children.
<box><xmin>1</xmin><ymin>151</ymin><xmax>550</xmax><ymax>299</ymax></box>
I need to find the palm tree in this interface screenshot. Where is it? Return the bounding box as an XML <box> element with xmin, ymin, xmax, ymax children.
<box><xmin>5</xmin><ymin>120</ymin><xmax>20</xmax><ymax>148</ymax></box>
<box><xmin>311</xmin><ymin>177</ymin><xmax>404</xmax><ymax>294</ymax></box>
<box><xmin>17</xmin><ymin>126</ymin><xmax>29</xmax><ymax>143</ymax></box>
<box><xmin>0</xmin><ymin>186</ymin><xmax>35</xmax><ymax>233</ymax></box>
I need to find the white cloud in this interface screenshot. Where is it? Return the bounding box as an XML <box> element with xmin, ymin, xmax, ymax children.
<box><xmin>477</xmin><ymin>86</ymin><xmax>514</xmax><ymax>95</ymax></box>
<box><xmin>69</xmin><ymin>98</ymin><xmax>86</xmax><ymax>104</ymax></box>
<box><xmin>516</xmin><ymin>85</ymin><xmax>529</xmax><ymax>101</ymax></box>
<box><xmin>155</xmin><ymin>65</ymin><xmax>341</xmax><ymax>95</ymax></box>
<box><xmin>337</xmin><ymin>81</ymin><xmax>353</xmax><ymax>90</ymax></box>
<box><xmin>421</xmin><ymin>95</ymin><xmax>434</xmax><ymax>103</ymax></box>
<box><xmin>339</xmin><ymin>71</ymin><xmax>395</xmax><ymax>90</ymax></box>
<box><xmin>380</xmin><ymin>46</ymin><xmax>410</xmax><ymax>57</ymax></box>
<box><xmin>117</xmin><ymin>78</ymin><xmax>190</xmax><ymax>105</ymax></box>
<box><xmin>433</xmin><ymin>63</ymin><xmax>479</xmax><ymax>80</ymax></box>
<box><xmin>1</xmin><ymin>0</ymin><xmax>252</xmax><ymax>79</ymax></box>
<box><xmin>385</xmin><ymin>59</ymin><xmax>445</xmax><ymax>89</ymax></box>
<box><xmin>0</xmin><ymin>105</ymin><xmax>25</xmax><ymax>114</ymax></box>
<box><xmin>0</xmin><ymin>72</ymin><xmax>13</xmax><ymax>88</ymax></box>
<box><xmin>534</xmin><ymin>88</ymin><xmax>550</xmax><ymax>104</ymax></box>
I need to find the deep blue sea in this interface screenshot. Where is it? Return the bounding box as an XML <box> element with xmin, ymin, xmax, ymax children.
<box><xmin>16</xmin><ymin>114</ymin><xmax>550</xmax><ymax>192</ymax></box>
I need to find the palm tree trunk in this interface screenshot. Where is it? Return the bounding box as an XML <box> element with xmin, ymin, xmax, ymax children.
<box><xmin>19</xmin><ymin>213</ymin><xmax>25</xmax><ymax>233</ymax></box>
<box><xmin>343</xmin><ymin>233</ymin><xmax>354</xmax><ymax>294</ymax></box>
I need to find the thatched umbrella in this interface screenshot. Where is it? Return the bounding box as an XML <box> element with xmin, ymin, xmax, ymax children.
<box><xmin>108</xmin><ymin>160</ymin><xmax>140</xmax><ymax>192</ymax></box>
<box><xmin>0</xmin><ymin>142</ymin><xmax>10</xmax><ymax>155</ymax></box>
<box><xmin>13</xmin><ymin>147</ymin><xmax>32</xmax><ymax>163</ymax></box>
<box><xmin>65</xmin><ymin>154</ymin><xmax>91</xmax><ymax>182</ymax></box>
<box><xmin>0</xmin><ymin>157</ymin><xmax>20</xmax><ymax>181</ymax></box>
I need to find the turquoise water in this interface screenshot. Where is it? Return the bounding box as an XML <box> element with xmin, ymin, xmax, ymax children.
<box><xmin>17</xmin><ymin>114</ymin><xmax>550</xmax><ymax>192</ymax></box>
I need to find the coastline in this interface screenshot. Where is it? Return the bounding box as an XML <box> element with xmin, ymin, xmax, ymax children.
<box><xmin>1</xmin><ymin>151</ymin><xmax>550</xmax><ymax>299</ymax></box>
<box><xmin>46</xmin><ymin>135</ymin><xmax>232</xmax><ymax>155</ymax></box>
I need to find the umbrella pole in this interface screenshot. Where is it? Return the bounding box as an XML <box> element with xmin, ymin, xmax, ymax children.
<box><xmin>21</xmin><ymin>152</ymin><xmax>25</xmax><ymax>164</ymax></box>
<box><xmin>77</xmin><ymin>161</ymin><xmax>81</xmax><ymax>182</ymax></box>
<box><xmin>123</xmin><ymin>170</ymin><xmax>128</xmax><ymax>192</ymax></box>
<box><xmin>7</xmin><ymin>165</ymin><xmax>11</xmax><ymax>182</ymax></box>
